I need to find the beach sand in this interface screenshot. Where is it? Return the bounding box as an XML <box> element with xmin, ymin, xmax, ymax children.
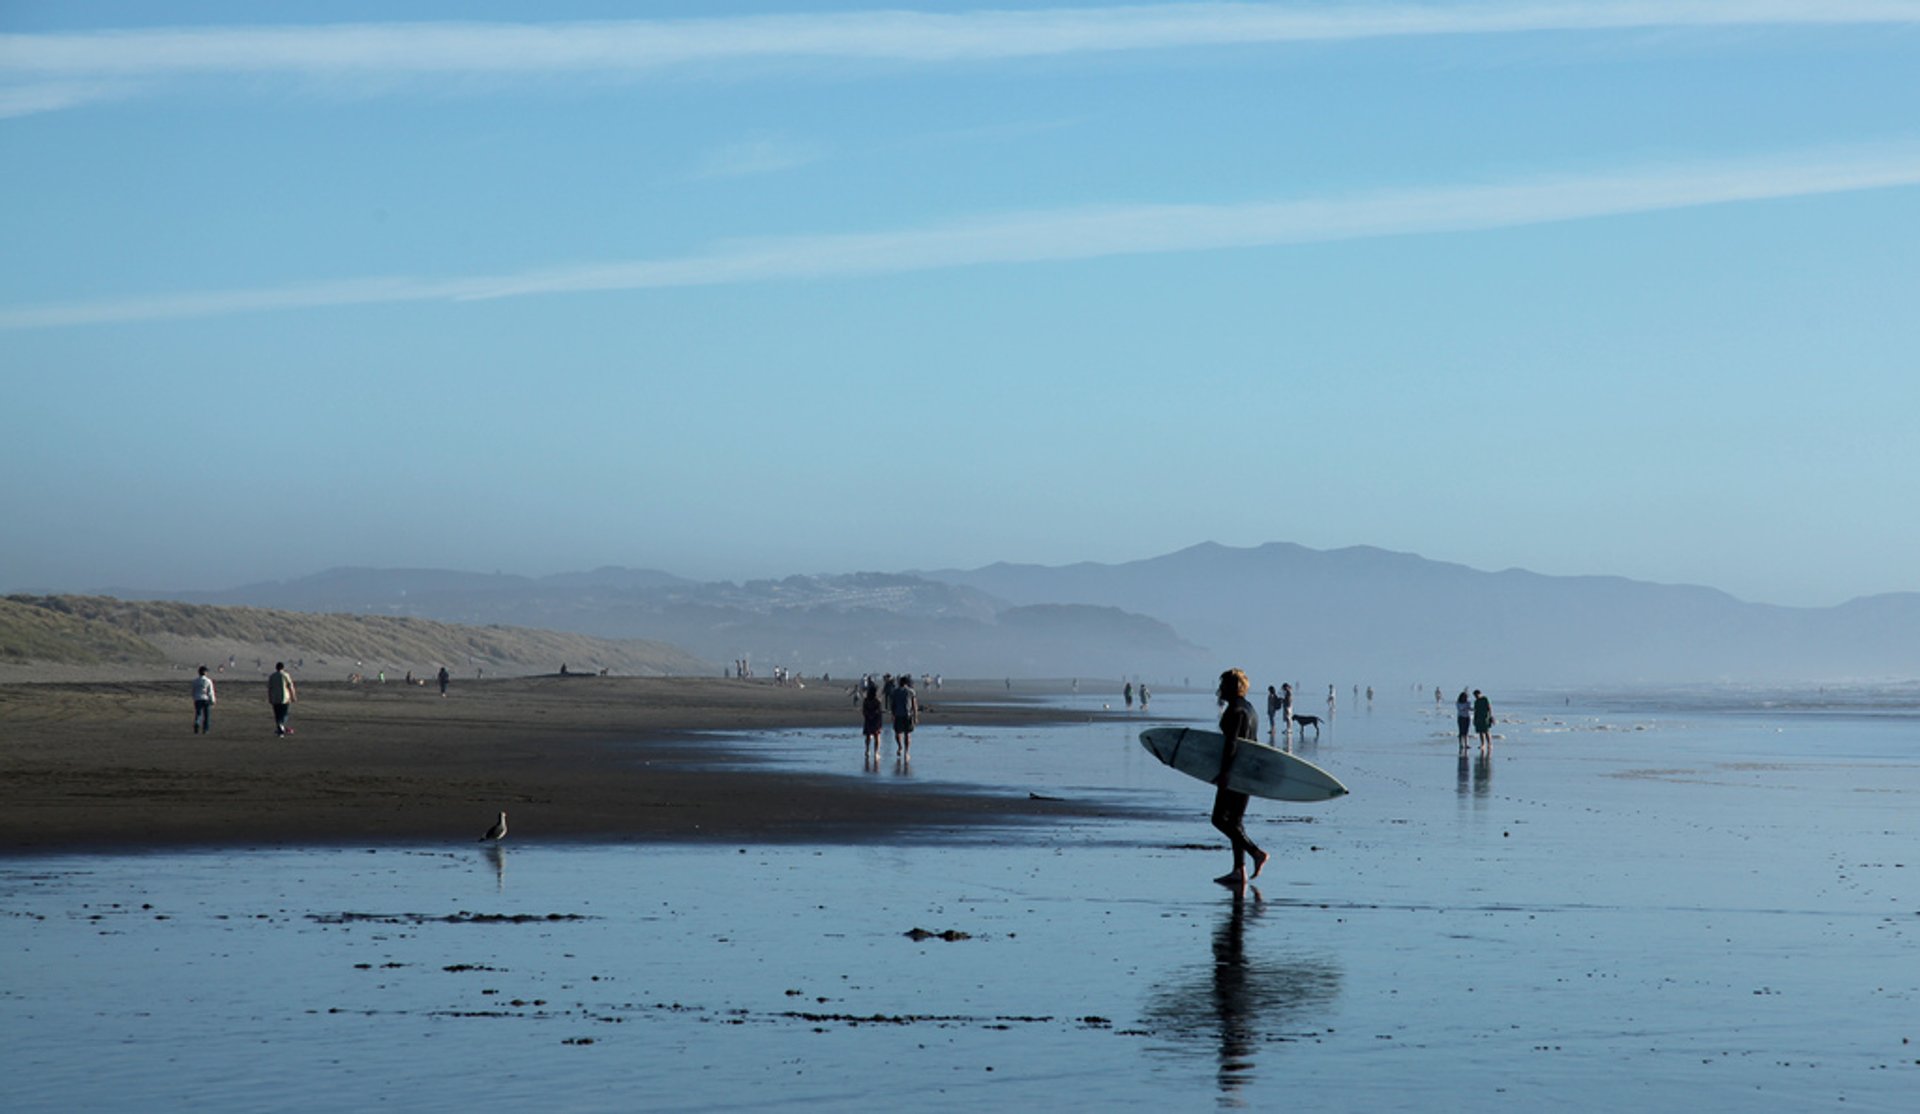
<box><xmin>0</xmin><ymin>675</ymin><xmax>1120</xmax><ymax>853</ymax></box>
<box><xmin>2</xmin><ymin>688</ymin><xmax>1916</xmax><ymax>1111</ymax></box>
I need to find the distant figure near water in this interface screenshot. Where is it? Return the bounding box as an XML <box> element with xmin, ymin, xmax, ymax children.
<box><xmin>861</xmin><ymin>683</ymin><xmax>884</xmax><ymax>759</ymax></box>
<box><xmin>1455</xmin><ymin>690</ymin><xmax>1473</xmax><ymax>751</ymax></box>
<box><xmin>889</xmin><ymin>673</ymin><xmax>919</xmax><ymax>757</ymax></box>
<box><xmin>438</xmin><ymin>666</ymin><xmax>450</xmax><ymax>697</ymax></box>
<box><xmin>1124</xmin><ymin>682</ymin><xmax>1134</xmax><ymax>709</ymax></box>
<box><xmin>1473</xmin><ymin>690</ymin><xmax>1495</xmax><ymax>751</ymax></box>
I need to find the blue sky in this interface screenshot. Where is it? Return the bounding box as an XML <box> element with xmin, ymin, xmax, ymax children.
<box><xmin>3</xmin><ymin>2</ymin><xmax>1917</xmax><ymax>606</ymax></box>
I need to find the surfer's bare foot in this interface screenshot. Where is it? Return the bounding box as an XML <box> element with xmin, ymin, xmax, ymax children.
<box><xmin>1249</xmin><ymin>849</ymin><xmax>1269</xmax><ymax>879</ymax></box>
<box><xmin>1214</xmin><ymin>871</ymin><xmax>1246</xmax><ymax>888</ymax></box>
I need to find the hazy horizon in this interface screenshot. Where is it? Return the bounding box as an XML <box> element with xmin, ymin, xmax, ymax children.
<box><xmin>6</xmin><ymin>536</ymin><xmax>1913</xmax><ymax>613</ymax></box>
<box><xmin>6</xmin><ymin>3</ymin><xmax>1918</xmax><ymax>610</ymax></box>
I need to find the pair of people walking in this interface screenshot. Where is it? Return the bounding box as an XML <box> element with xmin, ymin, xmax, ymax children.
<box><xmin>861</xmin><ymin>673</ymin><xmax>918</xmax><ymax>757</ymax></box>
<box><xmin>194</xmin><ymin>663</ymin><xmax>297</xmax><ymax>736</ymax></box>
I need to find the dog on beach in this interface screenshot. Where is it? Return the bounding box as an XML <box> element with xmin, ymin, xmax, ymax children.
<box><xmin>1290</xmin><ymin>714</ymin><xmax>1322</xmax><ymax>739</ymax></box>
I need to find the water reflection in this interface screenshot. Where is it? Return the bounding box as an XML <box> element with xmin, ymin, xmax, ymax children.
<box><xmin>483</xmin><ymin>842</ymin><xmax>505</xmax><ymax>891</ymax></box>
<box><xmin>1140</xmin><ymin>891</ymin><xmax>1343</xmax><ymax>1104</ymax></box>
<box><xmin>1457</xmin><ymin>750</ymin><xmax>1494</xmax><ymax>810</ymax></box>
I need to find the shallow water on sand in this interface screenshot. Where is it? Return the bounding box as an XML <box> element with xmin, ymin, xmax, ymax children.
<box><xmin>3</xmin><ymin>689</ymin><xmax>1917</xmax><ymax>1111</ymax></box>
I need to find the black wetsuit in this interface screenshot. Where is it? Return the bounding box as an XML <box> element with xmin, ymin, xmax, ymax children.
<box><xmin>1212</xmin><ymin>695</ymin><xmax>1265</xmax><ymax>874</ymax></box>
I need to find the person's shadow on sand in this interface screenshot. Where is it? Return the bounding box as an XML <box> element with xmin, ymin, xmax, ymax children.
<box><xmin>1141</xmin><ymin>889</ymin><xmax>1343</xmax><ymax>1102</ymax></box>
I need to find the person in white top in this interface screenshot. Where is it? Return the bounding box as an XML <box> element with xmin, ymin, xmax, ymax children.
<box><xmin>192</xmin><ymin>665</ymin><xmax>216</xmax><ymax>734</ymax></box>
<box><xmin>267</xmin><ymin>663</ymin><xmax>298</xmax><ymax>737</ymax></box>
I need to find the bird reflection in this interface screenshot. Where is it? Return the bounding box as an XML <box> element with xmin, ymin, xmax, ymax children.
<box><xmin>1140</xmin><ymin>890</ymin><xmax>1342</xmax><ymax>1103</ymax></box>
<box><xmin>484</xmin><ymin>841</ymin><xmax>505</xmax><ymax>891</ymax></box>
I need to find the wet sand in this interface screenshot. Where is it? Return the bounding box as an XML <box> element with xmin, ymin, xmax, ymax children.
<box><xmin>4</xmin><ymin>689</ymin><xmax>1916</xmax><ymax>1111</ymax></box>
<box><xmin>0</xmin><ymin>675</ymin><xmax>1124</xmax><ymax>853</ymax></box>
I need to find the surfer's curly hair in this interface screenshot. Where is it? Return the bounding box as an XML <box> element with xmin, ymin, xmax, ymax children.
<box><xmin>1218</xmin><ymin>668</ymin><xmax>1249</xmax><ymax>699</ymax></box>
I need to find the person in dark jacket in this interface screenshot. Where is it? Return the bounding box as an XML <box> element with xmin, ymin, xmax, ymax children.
<box><xmin>888</xmin><ymin>672</ymin><xmax>918</xmax><ymax>757</ymax></box>
<box><xmin>1212</xmin><ymin>668</ymin><xmax>1269</xmax><ymax>888</ymax></box>
<box><xmin>861</xmin><ymin>682</ymin><xmax>885</xmax><ymax>758</ymax></box>
<box><xmin>1473</xmin><ymin>689</ymin><xmax>1494</xmax><ymax>751</ymax></box>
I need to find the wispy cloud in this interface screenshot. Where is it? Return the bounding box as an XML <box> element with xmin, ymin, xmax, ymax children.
<box><xmin>688</xmin><ymin>137</ymin><xmax>828</xmax><ymax>181</ymax></box>
<box><xmin>3</xmin><ymin>2</ymin><xmax>1916</xmax><ymax>84</ymax></box>
<box><xmin>6</xmin><ymin>143</ymin><xmax>1918</xmax><ymax>330</ymax></box>
<box><xmin>0</xmin><ymin>80</ymin><xmax>132</xmax><ymax>118</ymax></box>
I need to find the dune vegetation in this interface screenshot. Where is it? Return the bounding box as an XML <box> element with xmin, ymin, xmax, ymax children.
<box><xmin>1</xmin><ymin>595</ymin><xmax>709</xmax><ymax>677</ymax></box>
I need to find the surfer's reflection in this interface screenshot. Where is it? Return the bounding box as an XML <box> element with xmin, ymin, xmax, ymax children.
<box><xmin>1141</xmin><ymin>890</ymin><xmax>1342</xmax><ymax>1104</ymax></box>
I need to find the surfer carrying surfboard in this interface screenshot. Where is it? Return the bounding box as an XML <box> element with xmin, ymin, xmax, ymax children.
<box><xmin>1211</xmin><ymin>669</ymin><xmax>1270</xmax><ymax>888</ymax></box>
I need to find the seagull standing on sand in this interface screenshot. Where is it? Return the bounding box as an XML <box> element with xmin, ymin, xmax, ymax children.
<box><xmin>480</xmin><ymin>811</ymin><xmax>508</xmax><ymax>842</ymax></box>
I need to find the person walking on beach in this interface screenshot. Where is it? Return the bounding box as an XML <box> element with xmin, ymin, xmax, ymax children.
<box><xmin>1140</xmin><ymin>683</ymin><xmax>1151</xmax><ymax>709</ymax></box>
<box><xmin>1326</xmin><ymin>685</ymin><xmax>1336</xmax><ymax>722</ymax></box>
<box><xmin>1266</xmin><ymin>685</ymin><xmax>1284</xmax><ymax>736</ymax></box>
<box><xmin>861</xmin><ymin>682</ymin><xmax>885</xmax><ymax>758</ymax></box>
<box><xmin>438</xmin><ymin>666</ymin><xmax>450</xmax><ymax>697</ymax></box>
<box><xmin>1211</xmin><ymin>669</ymin><xmax>1269</xmax><ymax>889</ymax></box>
<box><xmin>1455</xmin><ymin>690</ymin><xmax>1473</xmax><ymax>751</ymax></box>
<box><xmin>267</xmin><ymin>662</ymin><xmax>298</xmax><ymax>737</ymax></box>
<box><xmin>1473</xmin><ymin>689</ymin><xmax>1494</xmax><ymax>750</ymax></box>
<box><xmin>889</xmin><ymin>673</ymin><xmax>919</xmax><ymax>757</ymax></box>
<box><xmin>1124</xmin><ymin>682</ymin><xmax>1134</xmax><ymax>709</ymax></box>
<box><xmin>192</xmin><ymin>665</ymin><xmax>216</xmax><ymax>734</ymax></box>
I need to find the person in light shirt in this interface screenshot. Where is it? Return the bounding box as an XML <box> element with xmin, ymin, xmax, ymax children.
<box><xmin>192</xmin><ymin>665</ymin><xmax>216</xmax><ymax>735</ymax></box>
<box><xmin>268</xmin><ymin>662</ymin><xmax>298</xmax><ymax>737</ymax></box>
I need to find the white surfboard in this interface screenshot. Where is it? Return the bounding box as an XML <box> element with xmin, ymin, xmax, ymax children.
<box><xmin>1139</xmin><ymin>726</ymin><xmax>1349</xmax><ymax>803</ymax></box>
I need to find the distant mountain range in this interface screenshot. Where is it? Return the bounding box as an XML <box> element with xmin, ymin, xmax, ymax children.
<box><xmin>107</xmin><ymin>543</ymin><xmax>1920</xmax><ymax>685</ymax></box>
<box><xmin>926</xmin><ymin>542</ymin><xmax>1920</xmax><ymax>685</ymax></box>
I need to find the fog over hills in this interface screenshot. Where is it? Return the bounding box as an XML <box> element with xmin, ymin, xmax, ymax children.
<box><xmin>923</xmin><ymin>542</ymin><xmax>1920</xmax><ymax>685</ymax></box>
<box><xmin>143</xmin><ymin>568</ymin><xmax>1206</xmax><ymax>681</ymax></box>
<box><xmin>103</xmin><ymin>542</ymin><xmax>1920</xmax><ymax>685</ymax></box>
